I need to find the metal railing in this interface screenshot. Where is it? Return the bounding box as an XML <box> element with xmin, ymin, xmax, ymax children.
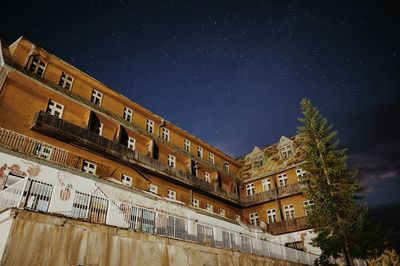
<box><xmin>32</xmin><ymin>112</ymin><xmax>240</xmax><ymax>202</ymax></box>
<box><xmin>0</xmin><ymin>178</ymin><xmax>318</xmax><ymax>265</ymax></box>
<box><xmin>0</xmin><ymin>127</ymin><xmax>78</xmax><ymax>167</ymax></box>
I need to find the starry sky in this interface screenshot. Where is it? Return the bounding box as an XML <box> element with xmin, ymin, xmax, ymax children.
<box><xmin>1</xmin><ymin>0</ymin><xmax>399</xmax><ymax>206</ymax></box>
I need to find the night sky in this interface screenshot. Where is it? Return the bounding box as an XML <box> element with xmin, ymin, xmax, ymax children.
<box><xmin>1</xmin><ymin>1</ymin><xmax>399</xmax><ymax>206</ymax></box>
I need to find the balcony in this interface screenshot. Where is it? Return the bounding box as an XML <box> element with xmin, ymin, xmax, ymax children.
<box><xmin>241</xmin><ymin>182</ymin><xmax>307</xmax><ymax>207</ymax></box>
<box><xmin>265</xmin><ymin>217</ymin><xmax>308</xmax><ymax>235</ymax></box>
<box><xmin>31</xmin><ymin>111</ymin><xmax>240</xmax><ymax>203</ymax></box>
<box><xmin>0</xmin><ymin>126</ymin><xmax>111</xmax><ymax>178</ymax></box>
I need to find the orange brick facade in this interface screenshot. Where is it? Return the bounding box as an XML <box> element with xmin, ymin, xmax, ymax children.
<box><xmin>0</xmin><ymin>37</ymin><xmax>310</xmax><ymax>234</ymax></box>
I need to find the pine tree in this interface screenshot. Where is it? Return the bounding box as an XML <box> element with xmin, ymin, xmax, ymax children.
<box><xmin>297</xmin><ymin>99</ymin><xmax>367</xmax><ymax>265</ymax></box>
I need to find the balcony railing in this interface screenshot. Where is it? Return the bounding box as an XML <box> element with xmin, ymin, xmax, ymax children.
<box><xmin>0</xmin><ymin>126</ymin><xmax>111</xmax><ymax>178</ymax></box>
<box><xmin>31</xmin><ymin>111</ymin><xmax>240</xmax><ymax>203</ymax></box>
<box><xmin>241</xmin><ymin>182</ymin><xmax>307</xmax><ymax>206</ymax></box>
<box><xmin>0</xmin><ymin>177</ymin><xmax>318</xmax><ymax>265</ymax></box>
<box><xmin>265</xmin><ymin>217</ymin><xmax>308</xmax><ymax>235</ymax></box>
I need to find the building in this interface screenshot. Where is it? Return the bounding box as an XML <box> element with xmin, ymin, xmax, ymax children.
<box><xmin>0</xmin><ymin>37</ymin><xmax>320</xmax><ymax>265</ymax></box>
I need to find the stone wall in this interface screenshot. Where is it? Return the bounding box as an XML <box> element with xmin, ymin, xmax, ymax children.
<box><xmin>0</xmin><ymin>209</ymin><xmax>301</xmax><ymax>266</ymax></box>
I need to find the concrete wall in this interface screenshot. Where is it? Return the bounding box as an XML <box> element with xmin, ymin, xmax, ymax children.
<box><xmin>0</xmin><ymin>209</ymin><xmax>300</xmax><ymax>266</ymax></box>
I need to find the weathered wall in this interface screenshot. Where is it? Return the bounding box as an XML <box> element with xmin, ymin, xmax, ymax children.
<box><xmin>0</xmin><ymin>209</ymin><xmax>300</xmax><ymax>266</ymax></box>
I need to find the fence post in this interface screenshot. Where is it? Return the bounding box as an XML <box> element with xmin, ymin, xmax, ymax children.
<box><xmin>18</xmin><ymin>178</ymin><xmax>30</xmax><ymax>208</ymax></box>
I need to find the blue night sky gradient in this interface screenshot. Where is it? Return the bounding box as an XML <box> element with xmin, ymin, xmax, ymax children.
<box><xmin>1</xmin><ymin>0</ymin><xmax>399</xmax><ymax>205</ymax></box>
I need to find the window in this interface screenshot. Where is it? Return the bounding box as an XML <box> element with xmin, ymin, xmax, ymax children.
<box><xmin>167</xmin><ymin>154</ymin><xmax>176</xmax><ymax>168</ymax></box>
<box><xmin>167</xmin><ymin>189</ymin><xmax>176</xmax><ymax>200</ymax></box>
<box><xmin>146</xmin><ymin>119</ymin><xmax>154</xmax><ymax>133</ymax></box>
<box><xmin>303</xmin><ymin>200</ymin><xmax>314</xmax><ymax>216</ymax></box>
<box><xmin>284</xmin><ymin>204</ymin><xmax>295</xmax><ymax>220</ymax></box>
<box><xmin>204</xmin><ymin>172</ymin><xmax>211</xmax><ymax>183</ymax></box>
<box><xmin>29</xmin><ymin>57</ymin><xmax>46</xmax><ymax>77</ymax></box>
<box><xmin>91</xmin><ymin>89</ymin><xmax>103</xmax><ymax>106</ymax></box>
<box><xmin>149</xmin><ymin>184</ymin><xmax>158</xmax><ymax>194</ymax></box>
<box><xmin>249</xmin><ymin>212</ymin><xmax>259</xmax><ymax>226</ymax></box>
<box><xmin>246</xmin><ymin>183</ymin><xmax>255</xmax><ymax>196</ymax></box>
<box><xmin>253</xmin><ymin>155</ymin><xmax>263</xmax><ymax>168</ymax></box>
<box><xmin>281</xmin><ymin>144</ymin><xmax>293</xmax><ymax>159</ymax></box>
<box><xmin>222</xmin><ymin>162</ymin><xmax>229</xmax><ymax>172</ymax></box>
<box><xmin>236</xmin><ymin>214</ymin><xmax>241</xmax><ymax>221</ymax></box>
<box><xmin>184</xmin><ymin>139</ymin><xmax>190</xmax><ymax>152</ymax></box>
<box><xmin>192</xmin><ymin>198</ymin><xmax>199</xmax><ymax>208</ymax></box>
<box><xmin>209</xmin><ymin>153</ymin><xmax>215</xmax><ymax>164</ymax></box>
<box><xmin>206</xmin><ymin>203</ymin><xmax>213</xmax><ymax>212</ymax></box>
<box><xmin>59</xmin><ymin>72</ymin><xmax>74</xmax><ymax>89</ymax></box>
<box><xmin>197</xmin><ymin>146</ymin><xmax>203</xmax><ymax>158</ymax></box>
<box><xmin>127</xmin><ymin>137</ymin><xmax>136</xmax><ymax>150</ymax></box>
<box><xmin>285</xmin><ymin>241</ymin><xmax>304</xmax><ymax>251</ymax></box>
<box><xmin>162</xmin><ymin>127</ymin><xmax>170</xmax><ymax>141</ymax></box>
<box><xmin>46</xmin><ymin>100</ymin><xmax>64</xmax><ymax>118</ymax></box>
<box><xmin>82</xmin><ymin>160</ymin><xmax>96</xmax><ymax>175</ymax></box>
<box><xmin>278</xmin><ymin>173</ymin><xmax>288</xmax><ymax>187</ymax></box>
<box><xmin>219</xmin><ymin>208</ymin><xmax>225</xmax><ymax>217</ymax></box>
<box><xmin>267</xmin><ymin>209</ymin><xmax>277</xmax><ymax>224</ymax></box>
<box><xmin>121</xmin><ymin>175</ymin><xmax>132</xmax><ymax>186</ymax></box>
<box><xmin>296</xmin><ymin>168</ymin><xmax>306</xmax><ymax>180</ymax></box>
<box><xmin>34</xmin><ymin>143</ymin><xmax>53</xmax><ymax>160</ymax></box>
<box><xmin>97</xmin><ymin>123</ymin><xmax>104</xmax><ymax>136</ymax></box>
<box><xmin>123</xmin><ymin>107</ymin><xmax>133</xmax><ymax>122</ymax></box>
<box><xmin>262</xmin><ymin>179</ymin><xmax>271</xmax><ymax>191</ymax></box>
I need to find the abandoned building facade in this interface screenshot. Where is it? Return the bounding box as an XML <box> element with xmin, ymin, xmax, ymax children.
<box><xmin>0</xmin><ymin>37</ymin><xmax>320</xmax><ymax>265</ymax></box>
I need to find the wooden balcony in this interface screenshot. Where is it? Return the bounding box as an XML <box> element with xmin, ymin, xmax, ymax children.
<box><xmin>241</xmin><ymin>182</ymin><xmax>307</xmax><ymax>207</ymax></box>
<box><xmin>265</xmin><ymin>216</ymin><xmax>308</xmax><ymax>235</ymax></box>
<box><xmin>31</xmin><ymin>111</ymin><xmax>240</xmax><ymax>204</ymax></box>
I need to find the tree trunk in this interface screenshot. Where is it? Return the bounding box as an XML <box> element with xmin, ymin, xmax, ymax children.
<box><xmin>343</xmin><ymin>246</ymin><xmax>354</xmax><ymax>266</ymax></box>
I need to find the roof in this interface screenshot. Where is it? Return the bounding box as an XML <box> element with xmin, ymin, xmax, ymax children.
<box><xmin>237</xmin><ymin>135</ymin><xmax>305</xmax><ymax>181</ymax></box>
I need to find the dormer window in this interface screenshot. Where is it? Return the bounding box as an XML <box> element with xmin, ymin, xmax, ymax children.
<box><xmin>281</xmin><ymin>144</ymin><xmax>293</xmax><ymax>159</ymax></box>
<box><xmin>29</xmin><ymin>57</ymin><xmax>46</xmax><ymax>77</ymax></box>
<box><xmin>253</xmin><ymin>155</ymin><xmax>263</xmax><ymax>168</ymax></box>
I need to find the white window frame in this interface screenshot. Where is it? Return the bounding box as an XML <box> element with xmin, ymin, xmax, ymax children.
<box><xmin>267</xmin><ymin>209</ymin><xmax>277</xmax><ymax>224</ymax></box>
<box><xmin>284</xmin><ymin>204</ymin><xmax>295</xmax><ymax>220</ymax></box>
<box><xmin>47</xmin><ymin>100</ymin><xmax>64</xmax><ymax>118</ymax></box>
<box><xmin>253</xmin><ymin>155</ymin><xmax>263</xmax><ymax>168</ymax></box>
<box><xmin>249</xmin><ymin>212</ymin><xmax>259</xmax><ymax>226</ymax></box>
<box><xmin>278</xmin><ymin>173</ymin><xmax>288</xmax><ymax>187</ymax></box>
<box><xmin>204</xmin><ymin>172</ymin><xmax>211</xmax><ymax>183</ymax></box>
<box><xmin>303</xmin><ymin>200</ymin><xmax>314</xmax><ymax>216</ymax></box>
<box><xmin>223</xmin><ymin>162</ymin><xmax>229</xmax><ymax>172</ymax></box>
<box><xmin>184</xmin><ymin>139</ymin><xmax>190</xmax><ymax>152</ymax></box>
<box><xmin>262</xmin><ymin>178</ymin><xmax>271</xmax><ymax>191</ymax></box>
<box><xmin>82</xmin><ymin>160</ymin><xmax>97</xmax><ymax>175</ymax></box>
<box><xmin>167</xmin><ymin>189</ymin><xmax>176</xmax><ymax>200</ymax></box>
<box><xmin>162</xmin><ymin>127</ymin><xmax>170</xmax><ymax>141</ymax></box>
<box><xmin>197</xmin><ymin>146</ymin><xmax>203</xmax><ymax>158</ymax></box>
<box><xmin>219</xmin><ymin>208</ymin><xmax>225</xmax><ymax>217</ymax></box>
<box><xmin>146</xmin><ymin>119</ymin><xmax>154</xmax><ymax>133</ymax></box>
<box><xmin>149</xmin><ymin>184</ymin><xmax>158</xmax><ymax>194</ymax></box>
<box><xmin>98</xmin><ymin>123</ymin><xmax>104</xmax><ymax>136</ymax></box>
<box><xmin>296</xmin><ymin>168</ymin><xmax>307</xmax><ymax>181</ymax></box>
<box><xmin>123</xmin><ymin>107</ymin><xmax>133</xmax><ymax>122</ymax></box>
<box><xmin>29</xmin><ymin>57</ymin><xmax>46</xmax><ymax>77</ymax></box>
<box><xmin>59</xmin><ymin>72</ymin><xmax>74</xmax><ymax>90</ymax></box>
<box><xmin>127</xmin><ymin>137</ymin><xmax>136</xmax><ymax>150</ymax></box>
<box><xmin>281</xmin><ymin>144</ymin><xmax>293</xmax><ymax>159</ymax></box>
<box><xmin>205</xmin><ymin>203</ymin><xmax>213</xmax><ymax>212</ymax></box>
<box><xmin>167</xmin><ymin>154</ymin><xmax>176</xmax><ymax>168</ymax></box>
<box><xmin>209</xmin><ymin>153</ymin><xmax>215</xmax><ymax>164</ymax></box>
<box><xmin>91</xmin><ymin>89</ymin><xmax>103</xmax><ymax>106</ymax></box>
<box><xmin>121</xmin><ymin>174</ymin><xmax>132</xmax><ymax>186</ymax></box>
<box><xmin>246</xmin><ymin>183</ymin><xmax>255</xmax><ymax>196</ymax></box>
<box><xmin>192</xmin><ymin>198</ymin><xmax>199</xmax><ymax>208</ymax></box>
<box><xmin>34</xmin><ymin>143</ymin><xmax>53</xmax><ymax>160</ymax></box>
